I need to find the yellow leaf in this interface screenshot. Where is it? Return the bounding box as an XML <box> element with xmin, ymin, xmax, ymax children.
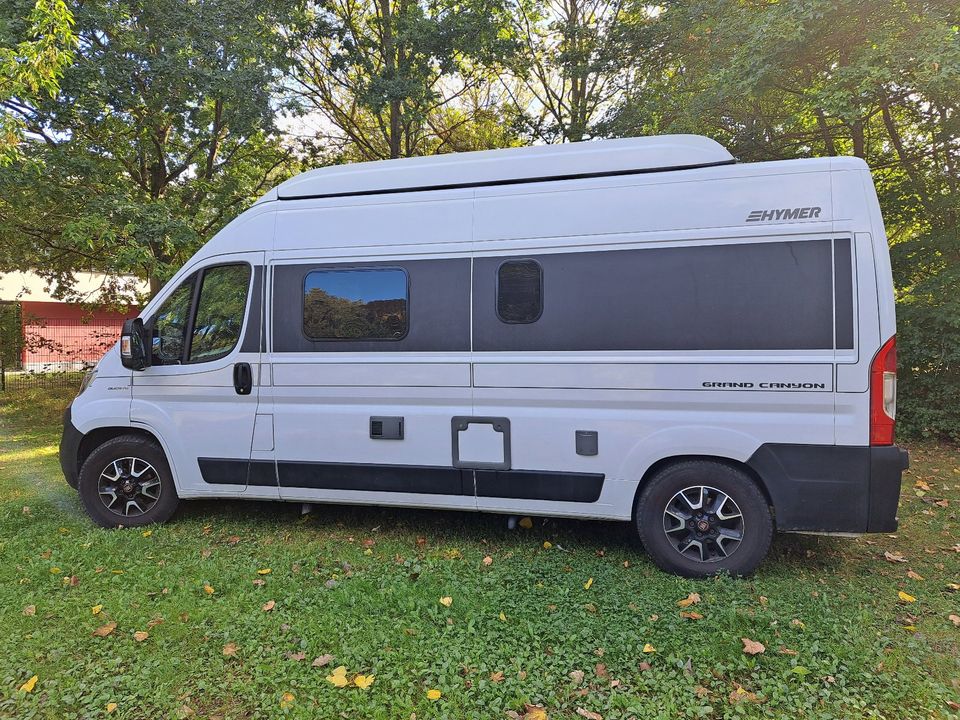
<box><xmin>353</xmin><ymin>674</ymin><xmax>374</xmax><ymax>689</ymax></box>
<box><xmin>327</xmin><ymin>669</ymin><xmax>349</xmax><ymax>687</ymax></box>
<box><xmin>499</xmin><ymin>611</ymin><xmax>507</xmax><ymax>621</ymax></box>
<box><xmin>642</xmin><ymin>643</ymin><xmax>656</xmax><ymax>653</ymax></box>
<box><xmin>439</xmin><ymin>596</ymin><xmax>453</xmax><ymax>607</ymax></box>
<box><xmin>141</xmin><ymin>530</ymin><xmax>152</xmax><ymax>537</ymax></box>
<box><xmin>133</xmin><ymin>631</ymin><xmax>149</xmax><ymax>642</ymax></box>
<box><xmin>257</xmin><ymin>568</ymin><xmax>272</xmax><ymax>575</ymax></box>
<box><xmin>93</xmin><ymin>621</ymin><xmax>117</xmax><ymax>637</ymax></box>
<box><xmin>426</xmin><ymin>689</ymin><xmax>442</xmax><ymax>700</ymax></box>
<box><xmin>203</xmin><ymin>584</ymin><xmax>215</xmax><ymax>595</ymax></box>
<box><xmin>280</xmin><ymin>691</ymin><xmax>295</xmax><ymax>708</ymax></box>
<box><xmin>583</xmin><ymin>577</ymin><xmax>594</xmax><ymax>590</ymax></box>
<box><xmin>677</xmin><ymin>592</ymin><xmax>701</xmax><ymax>607</ymax></box>
<box><xmin>92</xmin><ymin>604</ymin><xmax>103</xmax><ymax>615</ymax></box>
<box><xmin>363</xmin><ymin>548</ymin><xmax>373</xmax><ymax>555</ymax></box>
<box><xmin>19</xmin><ymin>675</ymin><xmax>38</xmax><ymax>693</ymax></box>
<box><xmin>49</xmin><ymin>567</ymin><xmax>61</xmax><ymax>574</ymax></box>
<box><xmin>543</xmin><ymin>541</ymin><xmax>553</xmax><ymax>549</ymax></box>
<box><xmin>898</xmin><ymin>590</ymin><xmax>916</xmax><ymax>603</ymax></box>
<box><xmin>330</xmin><ymin>665</ymin><xmax>347</xmax><ymax>676</ymax></box>
<box><xmin>518</xmin><ymin>517</ymin><xmax>533</xmax><ymax>529</ymax></box>
<box><xmin>523</xmin><ymin>704</ymin><xmax>549</xmax><ymax>720</ymax></box>
<box><xmin>106</xmin><ymin>702</ymin><xmax>118</xmax><ymax>713</ymax></box>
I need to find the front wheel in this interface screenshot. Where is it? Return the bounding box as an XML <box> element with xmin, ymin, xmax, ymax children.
<box><xmin>635</xmin><ymin>460</ymin><xmax>773</xmax><ymax>578</ymax></box>
<box><xmin>78</xmin><ymin>434</ymin><xmax>179</xmax><ymax>528</ymax></box>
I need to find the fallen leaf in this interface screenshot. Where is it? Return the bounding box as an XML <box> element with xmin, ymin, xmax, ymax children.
<box><xmin>638</xmin><ymin>661</ymin><xmax>652</xmax><ymax>671</ymax></box>
<box><xmin>906</xmin><ymin>570</ymin><xmax>924</xmax><ymax>581</ymax></box>
<box><xmin>758</xmin><ymin>596</ymin><xmax>768</xmax><ymax>607</ymax></box>
<box><xmin>106</xmin><ymin>702</ymin><xmax>118</xmax><ymax>713</ymax></box>
<box><xmin>426</xmin><ymin>689</ymin><xmax>442</xmax><ymax>700</ymax></box>
<box><xmin>523</xmin><ymin>704</ymin><xmax>548</xmax><ymax>720</ymax></box>
<box><xmin>543</xmin><ymin>541</ymin><xmax>553</xmax><ymax>549</ymax></box>
<box><xmin>490</xmin><ymin>671</ymin><xmax>505</xmax><ymax>683</ymax></box>
<box><xmin>935</xmin><ymin>499</ymin><xmax>949</xmax><ymax>508</ymax></box>
<box><xmin>790</xmin><ymin>619</ymin><xmax>805</xmax><ymax>629</ymax></box>
<box><xmin>499</xmin><ymin>611</ymin><xmax>507</xmax><ymax>621</ymax></box>
<box><xmin>677</xmin><ymin>592</ymin><xmax>701</xmax><ymax>607</ymax></box>
<box><xmin>576</xmin><ymin>708</ymin><xmax>603</xmax><ymax>720</ymax></box>
<box><xmin>898</xmin><ymin>590</ymin><xmax>917</xmax><ymax>603</ymax></box>
<box><xmin>946</xmin><ymin>583</ymin><xmax>960</xmax><ymax>592</ymax></box>
<box><xmin>741</xmin><ymin>638</ymin><xmax>765</xmax><ymax>655</ymax></box>
<box><xmin>22</xmin><ymin>605</ymin><xmax>35</xmax><ymax>616</ymax></box>
<box><xmin>949</xmin><ymin>614</ymin><xmax>960</xmax><ymax>627</ymax></box>
<box><xmin>778</xmin><ymin>646</ymin><xmax>798</xmax><ymax>656</ymax></box>
<box><xmin>948</xmin><ymin>700</ymin><xmax>960</xmax><ymax>711</ymax></box>
<box><xmin>262</xmin><ymin>600</ymin><xmax>276</xmax><ymax>612</ymax></box>
<box><xmin>482</xmin><ymin>555</ymin><xmax>493</xmax><ymax>566</ymax></box>
<box><xmin>257</xmin><ymin>568</ymin><xmax>272</xmax><ymax>575</ymax></box>
<box><xmin>287</xmin><ymin>651</ymin><xmax>306</xmax><ymax>661</ymax></box>
<box><xmin>885</xmin><ymin>551</ymin><xmax>907</xmax><ymax>563</ymax></box>
<box><xmin>252</xmin><ymin>578</ymin><xmax>266</xmax><ymax>587</ymax></box>
<box><xmin>594</xmin><ymin>663</ymin><xmax>607</xmax><ymax>678</ymax></box>
<box><xmin>583</xmin><ymin>577</ymin><xmax>594</xmax><ymax>590</ymax></box>
<box><xmin>694</xmin><ymin>685</ymin><xmax>709</xmax><ymax>698</ymax></box>
<box><xmin>354</xmin><ymin>674</ymin><xmax>374</xmax><ymax>689</ymax></box>
<box><xmin>133</xmin><ymin>631</ymin><xmax>149</xmax><ymax>642</ymax></box>
<box><xmin>680</xmin><ymin>611</ymin><xmax>703</xmax><ymax>620</ymax></box>
<box><xmin>19</xmin><ymin>675</ymin><xmax>38</xmax><ymax>693</ymax></box>
<box><xmin>327</xmin><ymin>666</ymin><xmax>349</xmax><ymax>687</ymax></box>
<box><xmin>439</xmin><ymin>596</ymin><xmax>453</xmax><ymax>607</ymax></box>
<box><xmin>227</xmin><ymin>535</ymin><xmax>241</xmax><ymax>545</ymax></box>
<box><xmin>223</xmin><ymin>642</ymin><xmax>238</xmax><ymax>656</ymax></box>
<box><xmin>312</xmin><ymin>654</ymin><xmax>334</xmax><ymax>667</ymax></box>
<box><xmin>728</xmin><ymin>683</ymin><xmax>760</xmax><ymax>704</ymax></box>
<box><xmin>142</xmin><ymin>530</ymin><xmax>152</xmax><ymax>537</ymax></box>
<box><xmin>642</xmin><ymin>643</ymin><xmax>656</xmax><ymax>653</ymax></box>
<box><xmin>518</xmin><ymin>517</ymin><xmax>533</xmax><ymax>529</ymax></box>
<box><xmin>147</xmin><ymin>617</ymin><xmax>164</xmax><ymax>628</ymax></box>
<box><xmin>49</xmin><ymin>567</ymin><xmax>61</xmax><ymax>574</ymax></box>
<box><xmin>93</xmin><ymin>622</ymin><xmax>117</xmax><ymax>637</ymax></box>
<box><xmin>280</xmin><ymin>691</ymin><xmax>294</xmax><ymax>708</ymax></box>
<box><xmin>203</xmin><ymin>584</ymin><xmax>214</xmax><ymax>595</ymax></box>
<box><xmin>569</xmin><ymin>670</ymin><xmax>585</xmax><ymax>684</ymax></box>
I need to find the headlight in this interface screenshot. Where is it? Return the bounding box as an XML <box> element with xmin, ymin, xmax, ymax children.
<box><xmin>78</xmin><ymin>369</ymin><xmax>97</xmax><ymax>396</ymax></box>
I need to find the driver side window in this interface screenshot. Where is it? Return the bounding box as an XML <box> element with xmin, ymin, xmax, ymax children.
<box><xmin>149</xmin><ymin>263</ymin><xmax>251</xmax><ymax>365</ymax></box>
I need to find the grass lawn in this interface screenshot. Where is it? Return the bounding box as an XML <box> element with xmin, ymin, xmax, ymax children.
<box><xmin>1</xmin><ymin>386</ymin><xmax>958</xmax><ymax>719</ymax></box>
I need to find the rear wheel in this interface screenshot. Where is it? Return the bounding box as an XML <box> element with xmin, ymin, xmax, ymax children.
<box><xmin>635</xmin><ymin>460</ymin><xmax>772</xmax><ymax>577</ymax></box>
<box><xmin>78</xmin><ymin>435</ymin><xmax>179</xmax><ymax>528</ymax></box>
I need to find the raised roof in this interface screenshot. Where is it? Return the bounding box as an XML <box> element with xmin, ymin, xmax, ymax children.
<box><xmin>271</xmin><ymin>135</ymin><xmax>734</xmax><ymax>201</ymax></box>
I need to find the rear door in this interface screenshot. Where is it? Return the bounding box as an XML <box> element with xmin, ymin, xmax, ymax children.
<box><xmin>131</xmin><ymin>252</ymin><xmax>270</xmax><ymax>496</ymax></box>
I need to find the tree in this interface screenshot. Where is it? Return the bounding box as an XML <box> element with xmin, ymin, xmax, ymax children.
<box><xmin>502</xmin><ymin>0</ymin><xmax>635</xmax><ymax>143</ymax></box>
<box><xmin>0</xmin><ymin>0</ymin><xmax>307</xmax><ymax>298</ymax></box>
<box><xmin>0</xmin><ymin>0</ymin><xmax>76</xmax><ymax>165</ymax></box>
<box><xmin>289</xmin><ymin>0</ymin><xmax>518</xmax><ymax>160</ymax></box>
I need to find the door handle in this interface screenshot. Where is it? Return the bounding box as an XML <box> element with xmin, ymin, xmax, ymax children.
<box><xmin>233</xmin><ymin>362</ymin><xmax>253</xmax><ymax>395</ymax></box>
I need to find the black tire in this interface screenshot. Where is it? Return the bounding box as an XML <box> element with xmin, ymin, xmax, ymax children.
<box><xmin>78</xmin><ymin>434</ymin><xmax>179</xmax><ymax>528</ymax></box>
<box><xmin>635</xmin><ymin>460</ymin><xmax>772</xmax><ymax>578</ymax></box>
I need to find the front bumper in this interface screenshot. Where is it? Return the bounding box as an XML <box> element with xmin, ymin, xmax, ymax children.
<box><xmin>59</xmin><ymin>405</ymin><xmax>83</xmax><ymax>490</ymax></box>
<box><xmin>747</xmin><ymin>443</ymin><xmax>909</xmax><ymax>533</ymax></box>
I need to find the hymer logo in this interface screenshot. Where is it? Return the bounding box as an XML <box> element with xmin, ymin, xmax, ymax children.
<box><xmin>746</xmin><ymin>206</ymin><xmax>822</xmax><ymax>222</ymax></box>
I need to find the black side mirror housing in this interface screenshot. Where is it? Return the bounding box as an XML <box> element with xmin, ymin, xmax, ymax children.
<box><xmin>120</xmin><ymin>317</ymin><xmax>148</xmax><ymax>370</ymax></box>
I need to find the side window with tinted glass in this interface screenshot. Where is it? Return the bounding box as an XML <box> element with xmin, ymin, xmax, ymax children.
<box><xmin>497</xmin><ymin>259</ymin><xmax>542</xmax><ymax>324</ymax></box>
<box><xmin>150</xmin><ymin>277</ymin><xmax>195</xmax><ymax>364</ymax></box>
<box><xmin>303</xmin><ymin>268</ymin><xmax>408</xmax><ymax>340</ymax></box>
<box><xmin>188</xmin><ymin>264</ymin><xmax>251</xmax><ymax>362</ymax></box>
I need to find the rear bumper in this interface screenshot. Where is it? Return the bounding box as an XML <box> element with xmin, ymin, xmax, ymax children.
<box><xmin>747</xmin><ymin>443</ymin><xmax>909</xmax><ymax>533</ymax></box>
<box><xmin>59</xmin><ymin>405</ymin><xmax>83</xmax><ymax>490</ymax></box>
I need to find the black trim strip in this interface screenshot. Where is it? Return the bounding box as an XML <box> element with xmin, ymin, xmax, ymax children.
<box><xmin>198</xmin><ymin>458</ymin><xmax>605</xmax><ymax>502</ymax></box>
<box><xmin>277</xmin><ymin>160</ymin><xmax>736</xmax><ymax>201</ymax></box>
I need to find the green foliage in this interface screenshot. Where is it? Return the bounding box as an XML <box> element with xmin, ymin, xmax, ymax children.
<box><xmin>1</xmin><ymin>389</ymin><xmax>960</xmax><ymax>717</ymax></box>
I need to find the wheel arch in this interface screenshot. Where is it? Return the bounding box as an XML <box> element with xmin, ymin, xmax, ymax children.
<box><xmin>631</xmin><ymin>454</ymin><xmax>774</xmax><ymax>522</ymax></box>
<box><xmin>78</xmin><ymin>426</ymin><xmax>166</xmax><ymax>475</ymax></box>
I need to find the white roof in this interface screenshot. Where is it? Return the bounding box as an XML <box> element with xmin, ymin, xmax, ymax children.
<box><xmin>0</xmin><ymin>271</ymin><xmax>147</xmax><ymax>304</ymax></box>
<box><xmin>270</xmin><ymin>135</ymin><xmax>733</xmax><ymax>201</ymax></box>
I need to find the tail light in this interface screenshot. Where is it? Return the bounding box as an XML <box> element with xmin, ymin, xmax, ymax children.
<box><xmin>870</xmin><ymin>336</ymin><xmax>897</xmax><ymax>445</ymax></box>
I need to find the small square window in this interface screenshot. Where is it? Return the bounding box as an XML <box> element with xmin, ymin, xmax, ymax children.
<box><xmin>497</xmin><ymin>259</ymin><xmax>542</xmax><ymax>324</ymax></box>
<box><xmin>303</xmin><ymin>268</ymin><xmax>408</xmax><ymax>340</ymax></box>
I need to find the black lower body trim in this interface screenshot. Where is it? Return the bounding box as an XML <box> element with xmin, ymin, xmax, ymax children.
<box><xmin>198</xmin><ymin>457</ymin><xmax>604</xmax><ymax>502</ymax></box>
<box><xmin>746</xmin><ymin>443</ymin><xmax>908</xmax><ymax>533</ymax></box>
<box><xmin>59</xmin><ymin>405</ymin><xmax>83</xmax><ymax>489</ymax></box>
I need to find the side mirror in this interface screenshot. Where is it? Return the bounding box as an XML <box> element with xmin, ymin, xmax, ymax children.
<box><xmin>120</xmin><ymin>318</ymin><xmax>148</xmax><ymax>370</ymax></box>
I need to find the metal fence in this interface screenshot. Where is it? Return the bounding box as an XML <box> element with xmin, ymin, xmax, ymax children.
<box><xmin>0</xmin><ymin>302</ymin><xmax>123</xmax><ymax>392</ymax></box>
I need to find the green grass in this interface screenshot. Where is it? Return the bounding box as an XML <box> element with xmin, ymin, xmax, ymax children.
<box><xmin>0</xmin><ymin>387</ymin><xmax>958</xmax><ymax>719</ymax></box>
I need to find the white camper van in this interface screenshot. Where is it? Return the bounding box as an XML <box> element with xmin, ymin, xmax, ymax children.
<box><xmin>60</xmin><ymin>136</ymin><xmax>908</xmax><ymax>577</ymax></box>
